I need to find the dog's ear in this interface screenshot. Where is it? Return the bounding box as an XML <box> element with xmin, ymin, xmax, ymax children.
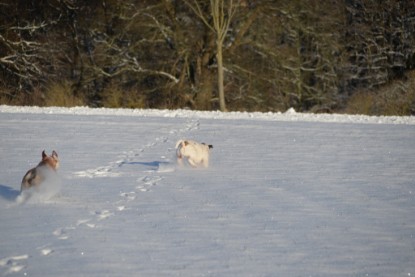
<box><xmin>42</xmin><ymin>150</ymin><xmax>47</xmax><ymax>159</ymax></box>
<box><xmin>208</xmin><ymin>145</ymin><xmax>213</xmax><ymax>149</ymax></box>
<box><xmin>184</xmin><ymin>141</ymin><xmax>189</xmax><ymax>146</ymax></box>
<box><xmin>175</xmin><ymin>140</ymin><xmax>184</xmax><ymax>149</ymax></box>
<box><xmin>52</xmin><ymin>150</ymin><xmax>58</xmax><ymax>159</ymax></box>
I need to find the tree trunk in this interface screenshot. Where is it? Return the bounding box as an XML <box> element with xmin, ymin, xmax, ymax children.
<box><xmin>216</xmin><ymin>40</ymin><xmax>227</xmax><ymax>111</ymax></box>
<box><xmin>194</xmin><ymin>49</ymin><xmax>213</xmax><ymax>110</ymax></box>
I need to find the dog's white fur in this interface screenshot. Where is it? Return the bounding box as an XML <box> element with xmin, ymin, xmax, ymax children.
<box><xmin>175</xmin><ymin>140</ymin><xmax>213</xmax><ymax>168</ymax></box>
<box><xmin>21</xmin><ymin>150</ymin><xmax>59</xmax><ymax>192</ymax></box>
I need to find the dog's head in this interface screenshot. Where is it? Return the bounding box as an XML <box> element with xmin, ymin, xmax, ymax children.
<box><xmin>175</xmin><ymin>140</ymin><xmax>187</xmax><ymax>158</ymax></box>
<box><xmin>175</xmin><ymin>140</ymin><xmax>186</xmax><ymax>149</ymax></box>
<box><xmin>202</xmin><ymin>143</ymin><xmax>213</xmax><ymax>149</ymax></box>
<box><xmin>40</xmin><ymin>150</ymin><xmax>60</xmax><ymax>170</ymax></box>
<box><xmin>176</xmin><ymin>140</ymin><xmax>213</xmax><ymax>157</ymax></box>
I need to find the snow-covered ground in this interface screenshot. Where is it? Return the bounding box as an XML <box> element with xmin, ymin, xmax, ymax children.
<box><xmin>0</xmin><ymin>105</ymin><xmax>414</xmax><ymax>276</ymax></box>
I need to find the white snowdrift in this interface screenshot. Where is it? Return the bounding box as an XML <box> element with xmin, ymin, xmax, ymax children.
<box><xmin>1</xmin><ymin>104</ymin><xmax>415</xmax><ymax>124</ymax></box>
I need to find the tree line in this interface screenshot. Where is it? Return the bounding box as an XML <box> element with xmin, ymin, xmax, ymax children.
<box><xmin>1</xmin><ymin>0</ymin><xmax>415</xmax><ymax>114</ymax></box>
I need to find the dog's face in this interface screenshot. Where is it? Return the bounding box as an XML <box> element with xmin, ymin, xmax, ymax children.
<box><xmin>176</xmin><ymin>140</ymin><xmax>189</xmax><ymax>157</ymax></box>
<box><xmin>40</xmin><ymin>150</ymin><xmax>59</xmax><ymax>170</ymax></box>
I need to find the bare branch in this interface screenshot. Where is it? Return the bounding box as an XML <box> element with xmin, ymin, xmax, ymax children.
<box><xmin>10</xmin><ymin>21</ymin><xmax>48</xmax><ymax>32</ymax></box>
<box><xmin>183</xmin><ymin>0</ymin><xmax>215</xmax><ymax>33</ymax></box>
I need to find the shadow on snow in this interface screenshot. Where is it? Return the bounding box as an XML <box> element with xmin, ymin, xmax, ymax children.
<box><xmin>0</xmin><ymin>184</ymin><xmax>20</xmax><ymax>202</ymax></box>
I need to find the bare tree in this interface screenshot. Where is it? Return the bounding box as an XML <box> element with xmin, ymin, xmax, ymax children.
<box><xmin>57</xmin><ymin>1</ymin><xmax>180</xmax><ymax>106</ymax></box>
<box><xmin>2</xmin><ymin>0</ymin><xmax>415</xmax><ymax>114</ymax></box>
<box><xmin>185</xmin><ymin>0</ymin><xmax>238</xmax><ymax>111</ymax></box>
<box><xmin>344</xmin><ymin>0</ymin><xmax>415</xmax><ymax>90</ymax></box>
<box><xmin>0</xmin><ymin>13</ymin><xmax>49</xmax><ymax>92</ymax></box>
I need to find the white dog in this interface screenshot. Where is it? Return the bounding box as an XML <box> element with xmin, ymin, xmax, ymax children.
<box><xmin>175</xmin><ymin>140</ymin><xmax>213</xmax><ymax>168</ymax></box>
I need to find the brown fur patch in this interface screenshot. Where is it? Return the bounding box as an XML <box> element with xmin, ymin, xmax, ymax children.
<box><xmin>21</xmin><ymin>150</ymin><xmax>59</xmax><ymax>192</ymax></box>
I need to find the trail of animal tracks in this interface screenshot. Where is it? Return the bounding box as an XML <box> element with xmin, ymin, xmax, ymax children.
<box><xmin>0</xmin><ymin>106</ymin><xmax>414</xmax><ymax>276</ymax></box>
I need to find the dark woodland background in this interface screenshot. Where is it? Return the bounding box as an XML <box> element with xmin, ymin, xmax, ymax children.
<box><xmin>1</xmin><ymin>0</ymin><xmax>415</xmax><ymax>115</ymax></box>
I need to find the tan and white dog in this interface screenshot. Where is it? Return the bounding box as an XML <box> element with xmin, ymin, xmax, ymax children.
<box><xmin>21</xmin><ymin>150</ymin><xmax>60</xmax><ymax>192</ymax></box>
<box><xmin>175</xmin><ymin>140</ymin><xmax>213</xmax><ymax>168</ymax></box>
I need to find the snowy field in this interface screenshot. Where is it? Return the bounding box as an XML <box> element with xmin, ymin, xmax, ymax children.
<box><xmin>0</xmin><ymin>105</ymin><xmax>414</xmax><ymax>277</ymax></box>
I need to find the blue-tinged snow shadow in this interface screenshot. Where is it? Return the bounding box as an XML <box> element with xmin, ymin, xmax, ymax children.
<box><xmin>0</xmin><ymin>184</ymin><xmax>20</xmax><ymax>202</ymax></box>
<box><xmin>124</xmin><ymin>161</ymin><xmax>175</xmax><ymax>172</ymax></box>
<box><xmin>127</xmin><ymin>161</ymin><xmax>168</xmax><ymax>167</ymax></box>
